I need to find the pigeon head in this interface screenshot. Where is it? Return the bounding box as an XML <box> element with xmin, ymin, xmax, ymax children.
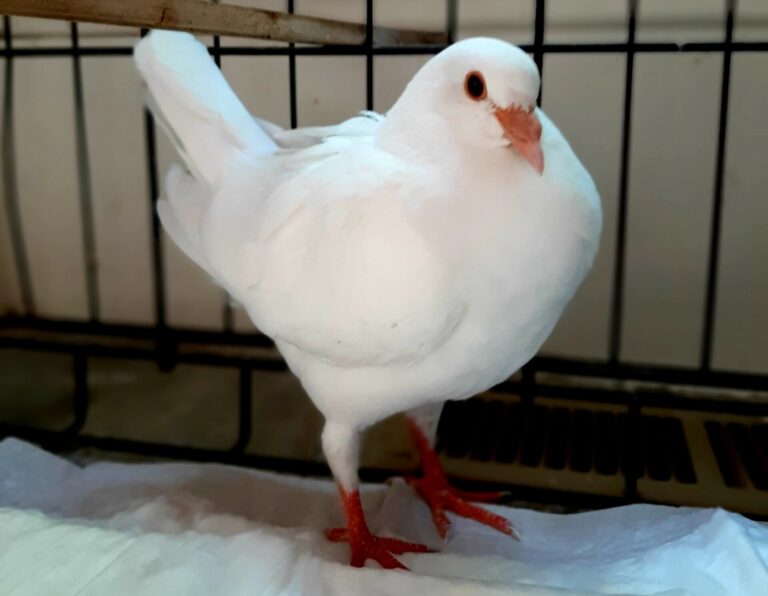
<box><xmin>389</xmin><ymin>37</ymin><xmax>544</xmax><ymax>174</ymax></box>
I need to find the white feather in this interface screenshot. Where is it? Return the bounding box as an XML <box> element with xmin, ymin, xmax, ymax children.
<box><xmin>156</xmin><ymin>164</ymin><xmax>212</xmax><ymax>275</ymax></box>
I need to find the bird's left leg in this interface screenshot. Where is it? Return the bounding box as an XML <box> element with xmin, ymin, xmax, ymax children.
<box><xmin>322</xmin><ymin>421</ymin><xmax>431</xmax><ymax>569</ymax></box>
<box><xmin>404</xmin><ymin>403</ymin><xmax>520</xmax><ymax>541</ymax></box>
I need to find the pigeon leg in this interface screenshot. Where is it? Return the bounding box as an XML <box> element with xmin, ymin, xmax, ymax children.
<box><xmin>405</xmin><ymin>404</ymin><xmax>521</xmax><ymax>541</ymax></box>
<box><xmin>322</xmin><ymin>421</ymin><xmax>431</xmax><ymax>569</ymax></box>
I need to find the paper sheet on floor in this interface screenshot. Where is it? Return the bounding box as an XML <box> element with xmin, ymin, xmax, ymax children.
<box><xmin>0</xmin><ymin>438</ymin><xmax>766</xmax><ymax>595</ymax></box>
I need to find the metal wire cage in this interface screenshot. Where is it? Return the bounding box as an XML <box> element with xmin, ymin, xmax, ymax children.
<box><xmin>0</xmin><ymin>0</ymin><xmax>767</xmax><ymax>515</ymax></box>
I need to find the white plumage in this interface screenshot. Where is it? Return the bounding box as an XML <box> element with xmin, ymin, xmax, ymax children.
<box><xmin>134</xmin><ymin>30</ymin><xmax>601</xmax><ymax>567</ymax></box>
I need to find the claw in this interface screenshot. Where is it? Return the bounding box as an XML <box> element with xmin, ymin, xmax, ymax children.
<box><xmin>409</xmin><ymin>476</ymin><xmax>520</xmax><ymax>540</ymax></box>
<box><xmin>326</xmin><ymin>526</ymin><xmax>432</xmax><ymax>569</ymax></box>
<box><xmin>325</xmin><ymin>488</ymin><xmax>432</xmax><ymax>570</ymax></box>
<box><xmin>444</xmin><ymin>490</ymin><xmax>521</xmax><ymax>540</ymax></box>
<box><xmin>406</xmin><ymin>418</ymin><xmax>520</xmax><ymax>541</ymax></box>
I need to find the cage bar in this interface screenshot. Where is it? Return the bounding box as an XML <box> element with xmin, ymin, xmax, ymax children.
<box><xmin>287</xmin><ymin>0</ymin><xmax>297</xmax><ymax>129</ymax></box>
<box><xmin>70</xmin><ymin>23</ymin><xmax>100</xmax><ymax>322</ymax></box>
<box><xmin>700</xmin><ymin>0</ymin><xmax>737</xmax><ymax>370</ymax></box>
<box><xmin>0</xmin><ymin>0</ymin><xmax>766</xmax><ymax>518</ymax></box>
<box><xmin>533</xmin><ymin>0</ymin><xmax>546</xmax><ymax>104</ymax></box>
<box><xmin>1</xmin><ymin>17</ymin><xmax>33</xmax><ymax>314</ymax></box>
<box><xmin>608</xmin><ymin>0</ymin><xmax>638</xmax><ymax>364</ymax></box>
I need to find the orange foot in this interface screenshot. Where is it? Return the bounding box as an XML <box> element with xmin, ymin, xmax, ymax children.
<box><xmin>325</xmin><ymin>527</ymin><xmax>432</xmax><ymax>570</ymax></box>
<box><xmin>407</xmin><ymin>420</ymin><xmax>521</xmax><ymax>541</ymax></box>
<box><xmin>326</xmin><ymin>488</ymin><xmax>432</xmax><ymax>570</ymax></box>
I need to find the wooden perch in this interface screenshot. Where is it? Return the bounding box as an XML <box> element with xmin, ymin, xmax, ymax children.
<box><xmin>0</xmin><ymin>0</ymin><xmax>448</xmax><ymax>47</ymax></box>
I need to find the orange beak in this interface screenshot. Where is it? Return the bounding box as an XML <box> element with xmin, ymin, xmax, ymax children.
<box><xmin>494</xmin><ymin>105</ymin><xmax>544</xmax><ymax>174</ymax></box>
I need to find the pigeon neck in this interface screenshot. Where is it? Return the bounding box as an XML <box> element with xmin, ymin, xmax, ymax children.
<box><xmin>378</xmin><ymin>102</ymin><xmax>466</xmax><ymax>167</ymax></box>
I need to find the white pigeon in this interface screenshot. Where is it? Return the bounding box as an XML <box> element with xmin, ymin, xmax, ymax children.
<box><xmin>134</xmin><ymin>30</ymin><xmax>602</xmax><ymax>570</ymax></box>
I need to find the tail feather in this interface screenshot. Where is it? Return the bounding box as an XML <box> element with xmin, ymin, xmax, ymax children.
<box><xmin>135</xmin><ymin>30</ymin><xmax>277</xmax><ymax>289</ymax></box>
<box><xmin>134</xmin><ymin>30</ymin><xmax>277</xmax><ymax>187</ymax></box>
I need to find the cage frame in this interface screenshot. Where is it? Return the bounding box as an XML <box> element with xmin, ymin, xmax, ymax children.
<box><xmin>0</xmin><ymin>0</ymin><xmax>767</xmax><ymax>511</ymax></box>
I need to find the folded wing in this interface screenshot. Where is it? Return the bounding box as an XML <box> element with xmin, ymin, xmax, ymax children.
<box><xmin>237</xmin><ymin>146</ymin><xmax>465</xmax><ymax>368</ymax></box>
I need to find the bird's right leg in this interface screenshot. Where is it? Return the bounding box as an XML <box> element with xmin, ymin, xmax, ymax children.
<box><xmin>322</xmin><ymin>421</ymin><xmax>431</xmax><ymax>570</ymax></box>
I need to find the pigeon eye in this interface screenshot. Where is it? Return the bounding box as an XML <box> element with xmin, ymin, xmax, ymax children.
<box><xmin>464</xmin><ymin>71</ymin><xmax>486</xmax><ymax>101</ymax></box>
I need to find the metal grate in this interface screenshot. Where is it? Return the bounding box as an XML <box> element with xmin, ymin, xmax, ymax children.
<box><xmin>1</xmin><ymin>0</ymin><xmax>767</xmax><ymax>515</ymax></box>
<box><xmin>436</xmin><ymin>395</ymin><xmax>767</xmax><ymax>516</ymax></box>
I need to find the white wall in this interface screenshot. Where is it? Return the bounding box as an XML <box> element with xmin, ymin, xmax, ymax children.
<box><xmin>0</xmin><ymin>1</ymin><xmax>765</xmax><ymax>372</ymax></box>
